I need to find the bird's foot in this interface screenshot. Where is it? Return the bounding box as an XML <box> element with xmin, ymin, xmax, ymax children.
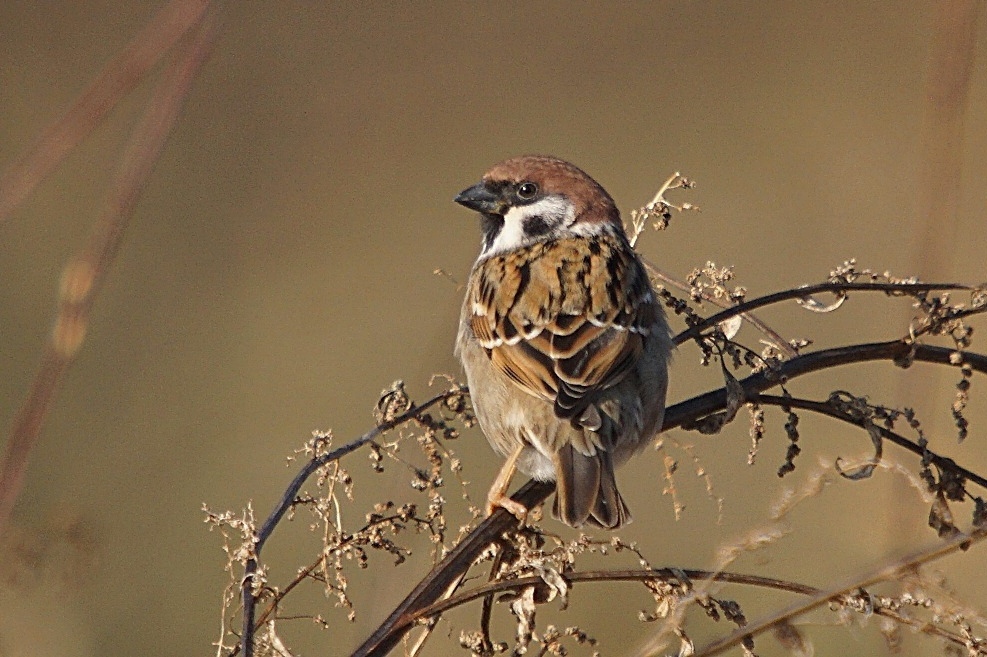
<box><xmin>486</xmin><ymin>493</ymin><xmax>529</xmax><ymax>524</ymax></box>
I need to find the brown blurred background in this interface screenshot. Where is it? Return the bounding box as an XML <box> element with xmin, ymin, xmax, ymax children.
<box><xmin>1</xmin><ymin>2</ymin><xmax>986</xmax><ymax>656</ymax></box>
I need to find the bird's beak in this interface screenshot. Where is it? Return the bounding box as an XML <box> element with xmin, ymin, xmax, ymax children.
<box><xmin>454</xmin><ymin>182</ymin><xmax>504</xmax><ymax>215</ymax></box>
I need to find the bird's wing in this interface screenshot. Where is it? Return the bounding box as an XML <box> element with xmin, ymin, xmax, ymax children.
<box><xmin>468</xmin><ymin>234</ymin><xmax>658</xmax><ymax>423</ymax></box>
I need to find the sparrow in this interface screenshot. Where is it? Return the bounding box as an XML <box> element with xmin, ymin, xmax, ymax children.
<box><xmin>454</xmin><ymin>155</ymin><xmax>672</xmax><ymax>529</ymax></box>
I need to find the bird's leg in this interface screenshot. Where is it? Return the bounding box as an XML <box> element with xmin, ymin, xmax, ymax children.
<box><xmin>486</xmin><ymin>444</ymin><xmax>528</xmax><ymax>521</ymax></box>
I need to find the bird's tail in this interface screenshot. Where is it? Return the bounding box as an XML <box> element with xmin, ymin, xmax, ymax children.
<box><xmin>552</xmin><ymin>443</ymin><xmax>631</xmax><ymax>529</ymax></box>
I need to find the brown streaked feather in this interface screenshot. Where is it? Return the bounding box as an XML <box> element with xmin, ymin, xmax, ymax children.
<box><xmin>488</xmin><ymin>340</ymin><xmax>557</xmax><ymax>400</ymax></box>
<box><xmin>468</xmin><ymin>232</ymin><xmax>657</xmax><ymax>422</ymax></box>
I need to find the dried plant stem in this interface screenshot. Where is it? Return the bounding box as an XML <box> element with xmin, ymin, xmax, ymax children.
<box><xmin>0</xmin><ymin>6</ymin><xmax>218</xmax><ymax>538</ymax></box>
<box><xmin>349</xmin><ymin>480</ymin><xmax>554</xmax><ymax>657</ymax></box>
<box><xmin>237</xmin><ymin>389</ymin><xmax>466</xmax><ymax>657</ymax></box>
<box><xmin>694</xmin><ymin>527</ymin><xmax>987</xmax><ymax>657</ymax></box>
<box><xmin>425</xmin><ymin>569</ymin><xmax>820</xmax><ymax>620</ymax></box>
<box><xmin>644</xmin><ymin>259</ymin><xmax>800</xmax><ymax>358</ymax></box>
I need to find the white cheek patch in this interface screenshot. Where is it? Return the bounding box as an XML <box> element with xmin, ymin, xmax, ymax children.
<box><xmin>486</xmin><ymin>208</ymin><xmax>526</xmax><ymax>255</ymax></box>
<box><xmin>568</xmin><ymin>218</ymin><xmax>609</xmax><ymax>238</ymax></box>
<box><xmin>482</xmin><ymin>196</ymin><xmax>574</xmax><ymax>256</ymax></box>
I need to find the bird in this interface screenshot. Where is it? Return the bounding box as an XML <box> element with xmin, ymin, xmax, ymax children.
<box><xmin>454</xmin><ymin>155</ymin><xmax>672</xmax><ymax>529</ymax></box>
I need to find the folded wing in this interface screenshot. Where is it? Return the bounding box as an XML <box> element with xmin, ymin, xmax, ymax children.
<box><xmin>469</xmin><ymin>234</ymin><xmax>658</xmax><ymax>426</ymax></box>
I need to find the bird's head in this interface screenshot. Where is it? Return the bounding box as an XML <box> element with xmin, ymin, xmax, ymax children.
<box><xmin>455</xmin><ymin>155</ymin><xmax>622</xmax><ymax>257</ymax></box>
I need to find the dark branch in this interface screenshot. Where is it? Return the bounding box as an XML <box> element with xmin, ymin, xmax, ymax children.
<box><xmin>417</xmin><ymin>568</ymin><xmax>818</xmax><ymax>617</ymax></box>
<box><xmin>349</xmin><ymin>480</ymin><xmax>552</xmax><ymax>657</ymax></box>
<box><xmin>663</xmin><ymin>340</ymin><xmax>987</xmax><ymax>430</ymax></box>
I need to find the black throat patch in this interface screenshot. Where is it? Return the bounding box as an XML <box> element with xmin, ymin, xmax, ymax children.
<box><xmin>480</xmin><ymin>213</ymin><xmax>504</xmax><ymax>252</ymax></box>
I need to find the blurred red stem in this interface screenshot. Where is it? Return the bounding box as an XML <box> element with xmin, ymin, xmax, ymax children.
<box><xmin>0</xmin><ymin>5</ymin><xmax>218</xmax><ymax>539</ymax></box>
<box><xmin>0</xmin><ymin>0</ymin><xmax>210</xmax><ymax>224</ymax></box>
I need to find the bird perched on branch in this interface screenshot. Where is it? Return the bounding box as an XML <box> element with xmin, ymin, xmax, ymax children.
<box><xmin>455</xmin><ymin>155</ymin><xmax>672</xmax><ymax>528</ymax></box>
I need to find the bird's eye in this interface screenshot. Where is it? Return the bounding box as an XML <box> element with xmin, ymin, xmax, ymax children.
<box><xmin>517</xmin><ymin>182</ymin><xmax>538</xmax><ymax>200</ymax></box>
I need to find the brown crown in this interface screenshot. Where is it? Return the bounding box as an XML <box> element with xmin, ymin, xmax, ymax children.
<box><xmin>483</xmin><ymin>155</ymin><xmax>620</xmax><ymax>225</ymax></box>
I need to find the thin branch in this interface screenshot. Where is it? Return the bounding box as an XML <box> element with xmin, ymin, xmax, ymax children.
<box><xmin>254</xmin><ymin>554</ymin><xmax>325</xmax><ymax>627</ymax></box>
<box><xmin>257</xmin><ymin>390</ymin><xmax>463</xmax><ymax>555</ymax></box>
<box><xmin>644</xmin><ymin>258</ymin><xmax>800</xmax><ymax>358</ymax></box>
<box><xmin>417</xmin><ymin>568</ymin><xmax>818</xmax><ymax>618</ymax></box>
<box><xmin>251</xmin><ymin>512</ymin><xmax>440</xmax><ymax>632</ymax></box>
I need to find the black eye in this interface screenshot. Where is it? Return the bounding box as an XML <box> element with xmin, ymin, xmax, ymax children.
<box><xmin>517</xmin><ymin>182</ymin><xmax>538</xmax><ymax>200</ymax></box>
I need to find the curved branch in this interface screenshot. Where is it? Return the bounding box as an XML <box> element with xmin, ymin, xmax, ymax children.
<box><xmin>673</xmin><ymin>281</ymin><xmax>980</xmax><ymax>346</ymax></box>
<box><xmin>757</xmin><ymin>394</ymin><xmax>987</xmax><ymax>490</ymax></box>
<box><xmin>413</xmin><ymin>567</ymin><xmax>983</xmax><ymax>656</ymax></box>
<box><xmin>644</xmin><ymin>259</ymin><xmax>800</xmax><ymax>358</ymax></box>
<box><xmin>417</xmin><ymin>568</ymin><xmax>817</xmax><ymax>617</ymax></box>
<box><xmin>663</xmin><ymin>341</ymin><xmax>987</xmax><ymax>430</ymax></box>
<box><xmin>255</xmin><ymin>389</ymin><xmax>463</xmax><ymax>553</ymax></box>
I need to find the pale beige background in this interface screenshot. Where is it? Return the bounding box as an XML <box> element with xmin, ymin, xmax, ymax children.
<box><xmin>1</xmin><ymin>3</ymin><xmax>986</xmax><ymax>656</ymax></box>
